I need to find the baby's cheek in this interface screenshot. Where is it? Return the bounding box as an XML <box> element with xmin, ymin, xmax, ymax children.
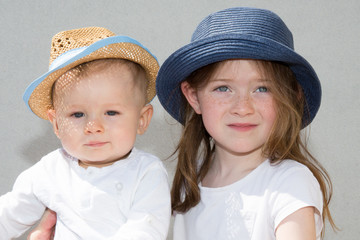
<box><xmin>58</xmin><ymin>119</ymin><xmax>81</xmax><ymax>136</ymax></box>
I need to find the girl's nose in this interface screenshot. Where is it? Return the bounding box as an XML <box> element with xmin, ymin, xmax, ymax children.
<box><xmin>84</xmin><ymin>119</ymin><xmax>104</xmax><ymax>134</ymax></box>
<box><xmin>230</xmin><ymin>94</ymin><xmax>255</xmax><ymax>116</ymax></box>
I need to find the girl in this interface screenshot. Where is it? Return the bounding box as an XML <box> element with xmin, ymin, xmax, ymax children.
<box><xmin>156</xmin><ymin>7</ymin><xmax>335</xmax><ymax>240</ymax></box>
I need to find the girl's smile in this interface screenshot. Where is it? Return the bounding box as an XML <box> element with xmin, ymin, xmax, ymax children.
<box><xmin>227</xmin><ymin>123</ymin><xmax>258</xmax><ymax>132</ymax></box>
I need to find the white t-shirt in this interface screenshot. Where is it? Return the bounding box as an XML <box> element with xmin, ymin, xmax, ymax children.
<box><xmin>173</xmin><ymin>159</ymin><xmax>323</xmax><ymax>240</ymax></box>
<box><xmin>0</xmin><ymin>148</ymin><xmax>171</xmax><ymax>240</ymax></box>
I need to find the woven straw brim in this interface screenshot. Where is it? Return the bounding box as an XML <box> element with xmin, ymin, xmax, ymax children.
<box><xmin>25</xmin><ymin>40</ymin><xmax>159</xmax><ymax>120</ymax></box>
<box><xmin>156</xmin><ymin>34</ymin><xmax>321</xmax><ymax>127</ymax></box>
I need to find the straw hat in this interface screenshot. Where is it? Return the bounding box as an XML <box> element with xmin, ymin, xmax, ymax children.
<box><xmin>23</xmin><ymin>27</ymin><xmax>159</xmax><ymax>119</ymax></box>
<box><xmin>156</xmin><ymin>7</ymin><xmax>321</xmax><ymax>127</ymax></box>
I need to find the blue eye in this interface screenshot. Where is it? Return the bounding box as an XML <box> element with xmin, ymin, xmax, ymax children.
<box><xmin>72</xmin><ymin>112</ymin><xmax>84</xmax><ymax>118</ymax></box>
<box><xmin>106</xmin><ymin>111</ymin><xmax>119</xmax><ymax>116</ymax></box>
<box><xmin>255</xmin><ymin>87</ymin><xmax>268</xmax><ymax>93</ymax></box>
<box><xmin>215</xmin><ymin>86</ymin><xmax>229</xmax><ymax>92</ymax></box>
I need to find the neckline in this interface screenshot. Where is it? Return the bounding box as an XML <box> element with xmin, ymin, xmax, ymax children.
<box><xmin>78</xmin><ymin>150</ymin><xmax>132</xmax><ymax>169</ymax></box>
<box><xmin>199</xmin><ymin>159</ymin><xmax>269</xmax><ymax>191</ymax></box>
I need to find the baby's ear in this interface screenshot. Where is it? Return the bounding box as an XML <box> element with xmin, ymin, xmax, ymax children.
<box><xmin>137</xmin><ymin>104</ymin><xmax>153</xmax><ymax>135</ymax></box>
<box><xmin>47</xmin><ymin>109</ymin><xmax>60</xmax><ymax>138</ymax></box>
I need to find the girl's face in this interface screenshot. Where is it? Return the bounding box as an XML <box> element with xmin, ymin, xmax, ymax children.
<box><xmin>182</xmin><ymin>59</ymin><xmax>276</xmax><ymax>161</ymax></box>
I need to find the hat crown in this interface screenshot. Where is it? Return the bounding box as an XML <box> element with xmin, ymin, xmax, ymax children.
<box><xmin>156</xmin><ymin>7</ymin><xmax>320</xmax><ymax>127</ymax></box>
<box><xmin>191</xmin><ymin>7</ymin><xmax>294</xmax><ymax>49</ymax></box>
<box><xmin>49</xmin><ymin>27</ymin><xmax>115</xmax><ymax>66</ymax></box>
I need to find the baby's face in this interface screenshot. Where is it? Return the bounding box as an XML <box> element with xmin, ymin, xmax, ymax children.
<box><xmin>48</xmin><ymin>64</ymin><xmax>150</xmax><ymax>167</ymax></box>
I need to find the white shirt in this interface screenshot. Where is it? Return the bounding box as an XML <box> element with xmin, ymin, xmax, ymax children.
<box><xmin>0</xmin><ymin>148</ymin><xmax>171</xmax><ymax>240</ymax></box>
<box><xmin>173</xmin><ymin>159</ymin><xmax>323</xmax><ymax>240</ymax></box>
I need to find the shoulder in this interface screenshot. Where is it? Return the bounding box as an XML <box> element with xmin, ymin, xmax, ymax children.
<box><xmin>248</xmin><ymin>159</ymin><xmax>317</xmax><ymax>190</ymax></box>
<box><xmin>266</xmin><ymin>160</ymin><xmax>323</xmax><ymax>230</ymax></box>
<box><xmin>19</xmin><ymin>148</ymin><xmax>63</xmax><ymax>173</ymax></box>
<box><xmin>42</xmin><ymin>148</ymin><xmax>66</xmax><ymax>159</ymax></box>
<box><xmin>13</xmin><ymin>149</ymin><xmax>64</xmax><ymax>188</ymax></box>
<box><xmin>263</xmin><ymin>160</ymin><xmax>321</xmax><ymax>197</ymax></box>
<box><xmin>264</xmin><ymin>160</ymin><xmax>316</xmax><ymax>184</ymax></box>
<box><xmin>35</xmin><ymin>148</ymin><xmax>72</xmax><ymax>169</ymax></box>
<box><xmin>127</xmin><ymin>148</ymin><xmax>167</xmax><ymax>174</ymax></box>
<box><xmin>131</xmin><ymin>148</ymin><xmax>161</xmax><ymax>162</ymax></box>
<box><xmin>270</xmin><ymin>159</ymin><xmax>311</xmax><ymax>173</ymax></box>
<box><xmin>124</xmin><ymin>149</ymin><xmax>170</xmax><ymax>191</ymax></box>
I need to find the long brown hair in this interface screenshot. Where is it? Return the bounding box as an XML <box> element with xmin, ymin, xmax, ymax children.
<box><xmin>171</xmin><ymin>59</ymin><xmax>336</xmax><ymax>235</ymax></box>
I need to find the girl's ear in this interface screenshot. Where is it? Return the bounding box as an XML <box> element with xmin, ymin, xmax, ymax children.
<box><xmin>180</xmin><ymin>81</ymin><xmax>202</xmax><ymax>114</ymax></box>
<box><xmin>137</xmin><ymin>104</ymin><xmax>153</xmax><ymax>135</ymax></box>
<box><xmin>47</xmin><ymin>109</ymin><xmax>60</xmax><ymax>138</ymax></box>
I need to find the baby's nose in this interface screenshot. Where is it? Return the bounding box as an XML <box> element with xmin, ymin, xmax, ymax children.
<box><xmin>84</xmin><ymin>119</ymin><xmax>104</xmax><ymax>134</ymax></box>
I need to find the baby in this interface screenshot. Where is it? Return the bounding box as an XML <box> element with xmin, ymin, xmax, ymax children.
<box><xmin>0</xmin><ymin>27</ymin><xmax>170</xmax><ymax>239</ymax></box>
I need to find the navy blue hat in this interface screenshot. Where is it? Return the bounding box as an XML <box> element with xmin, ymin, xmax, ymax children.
<box><xmin>156</xmin><ymin>7</ymin><xmax>321</xmax><ymax>127</ymax></box>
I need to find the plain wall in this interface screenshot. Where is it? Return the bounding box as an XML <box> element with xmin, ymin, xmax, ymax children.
<box><xmin>1</xmin><ymin>0</ymin><xmax>359</xmax><ymax>239</ymax></box>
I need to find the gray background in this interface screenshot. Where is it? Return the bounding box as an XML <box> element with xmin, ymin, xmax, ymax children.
<box><xmin>1</xmin><ymin>0</ymin><xmax>359</xmax><ymax>239</ymax></box>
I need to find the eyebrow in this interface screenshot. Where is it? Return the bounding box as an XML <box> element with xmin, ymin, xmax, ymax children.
<box><xmin>254</xmin><ymin>78</ymin><xmax>270</xmax><ymax>83</ymax></box>
<box><xmin>209</xmin><ymin>77</ymin><xmax>270</xmax><ymax>83</ymax></box>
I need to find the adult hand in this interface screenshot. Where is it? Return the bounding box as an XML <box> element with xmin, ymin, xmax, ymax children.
<box><xmin>27</xmin><ymin>208</ymin><xmax>56</xmax><ymax>240</ymax></box>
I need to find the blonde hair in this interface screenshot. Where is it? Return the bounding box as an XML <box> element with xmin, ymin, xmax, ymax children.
<box><xmin>52</xmin><ymin>58</ymin><xmax>148</xmax><ymax>106</ymax></box>
<box><xmin>171</xmin><ymin>59</ymin><xmax>336</xmax><ymax>236</ymax></box>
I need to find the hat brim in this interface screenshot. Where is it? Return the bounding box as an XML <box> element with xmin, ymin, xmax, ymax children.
<box><xmin>156</xmin><ymin>34</ymin><xmax>321</xmax><ymax>127</ymax></box>
<box><xmin>24</xmin><ymin>36</ymin><xmax>159</xmax><ymax>119</ymax></box>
